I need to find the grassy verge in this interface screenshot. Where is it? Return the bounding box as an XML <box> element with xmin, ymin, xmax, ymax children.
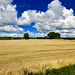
<box><xmin>23</xmin><ymin>64</ymin><xmax>75</xmax><ymax>75</ymax></box>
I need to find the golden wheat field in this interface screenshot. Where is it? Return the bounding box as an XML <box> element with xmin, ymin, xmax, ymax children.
<box><xmin>0</xmin><ymin>39</ymin><xmax>75</xmax><ymax>75</ymax></box>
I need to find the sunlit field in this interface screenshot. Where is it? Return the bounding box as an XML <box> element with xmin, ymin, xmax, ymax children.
<box><xmin>0</xmin><ymin>39</ymin><xmax>75</xmax><ymax>75</ymax></box>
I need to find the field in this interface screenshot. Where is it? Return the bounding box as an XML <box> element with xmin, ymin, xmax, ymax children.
<box><xmin>0</xmin><ymin>39</ymin><xmax>75</xmax><ymax>75</ymax></box>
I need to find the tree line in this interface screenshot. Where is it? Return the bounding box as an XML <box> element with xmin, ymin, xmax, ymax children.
<box><xmin>24</xmin><ymin>32</ymin><xmax>61</xmax><ymax>39</ymax></box>
<box><xmin>24</xmin><ymin>32</ymin><xmax>75</xmax><ymax>40</ymax></box>
<box><xmin>0</xmin><ymin>32</ymin><xmax>75</xmax><ymax>40</ymax></box>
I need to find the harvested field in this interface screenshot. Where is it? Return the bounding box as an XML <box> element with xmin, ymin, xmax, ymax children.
<box><xmin>0</xmin><ymin>39</ymin><xmax>75</xmax><ymax>75</ymax></box>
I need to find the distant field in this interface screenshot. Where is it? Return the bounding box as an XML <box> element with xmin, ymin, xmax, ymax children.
<box><xmin>0</xmin><ymin>39</ymin><xmax>75</xmax><ymax>75</ymax></box>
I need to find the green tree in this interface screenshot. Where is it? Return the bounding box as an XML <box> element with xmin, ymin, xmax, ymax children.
<box><xmin>55</xmin><ymin>33</ymin><xmax>60</xmax><ymax>38</ymax></box>
<box><xmin>47</xmin><ymin>32</ymin><xmax>61</xmax><ymax>39</ymax></box>
<box><xmin>24</xmin><ymin>33</ymin><xmax>29</xmax><ymax>39</ymax></box>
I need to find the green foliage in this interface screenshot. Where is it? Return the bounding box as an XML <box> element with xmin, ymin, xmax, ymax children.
<box><xmin>45</xmin><ymin>69</ymin><xmax>50</xmax><ymax>75</ymax></box>
<box><xmin>24</xmin><ymin>33</ymin><xmax>29</xmax><ymax>39</ymax></box>
<box><xmin>28</xmin><ymin>72</ymin><xmax>33</xmax><ymax>75</ymax></box>
<box><xmin>36</xmin><ymin>36</ymin><xmax>47</xmax><ymax>39</ymax></box>
<box><xmin>23</xmin><ymin>64</ymin><xmax>75</xmax><ymax>75</ymax></box>
<box><xmin>47</xmin><ymin>32</ymin><xmax>61</xmax><ymax>39</ymax></box>
<box><xmin>63</xmin><ymin>37</ymin><xmax>75</xmax><ymax>40</ymax></box>
<box><xmin>45</xmin><ymin>64</ymin><xmax>75</xmax><ymax>75</ymax></box>
<box><xmin>0</xmin><ymin>37</ymin><xmax>23</xmax><ymax>40</ymax></box>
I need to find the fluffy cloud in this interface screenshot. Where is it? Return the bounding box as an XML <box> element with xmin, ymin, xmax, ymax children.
<box><xmin>0</xmin><ymin>25</ymin><xmax>24</xmax><ymax>33</ymax></box>
<box><xmin>0</xmin><ymin>26</ymin><xmax>46</xmax><ymax>37</ymax></box>
<box><xmin>19</xmin><ymin>0</ymin><xmax>75</xmax><ymax>37</ymax></box>
<box><xmin>32</xmin><ymin>0</ymin><xmax>75</xmax><ymax>31</ymax></box>
<box><xmin>0</xmin><ymin>0</ymin><xmax>75</xmax><ymax>37</ymax></box>
<box><xmin>0</xmin><ymin>0</ymin><xmax>18</xmax><ymax>25</ymax></box>
<box><xmin>26</xmin><ymin>31</ymin><xmax>47</xmax><ymax>37</ymax></box>
<box><xmin>0</xmin><ymin>32</ymin><xmax>24</xmax><ymax>37</ymax></box>
<box><xmin>18</xmin><ymin>11</ymin><xmax>31</xmax><ymax>25</ymax></box>
<box><xmin>0</xmin><ymin>0</ymin><xmax>12</xmax><ymax>5</ymax></box>
<box><xmin>0</xmin><ymin>25</ymin><xmax>24</xmax><ymax>37</ymax></box>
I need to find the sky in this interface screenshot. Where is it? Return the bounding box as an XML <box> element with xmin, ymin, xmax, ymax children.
<box><xmin>0</xmin><ymin>0</ymin><xmax>75</xmax><ymax>37</ymax></box>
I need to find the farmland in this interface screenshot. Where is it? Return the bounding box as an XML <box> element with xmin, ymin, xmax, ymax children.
<box><xmin>0</xmin><ymin>39</ymin><xmax>75</xmax><ymax>75</ymax></box>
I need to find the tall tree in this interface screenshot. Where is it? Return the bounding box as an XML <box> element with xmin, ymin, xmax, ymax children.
<box><xmin>24</xmin><ymin>33</ymin><xmax>29</xmax><ymax>39</ymax></box>
<box><xmin>47</xmin><ymin>32</ymin><xmax>61</xmax><ymax>39</ymax></box>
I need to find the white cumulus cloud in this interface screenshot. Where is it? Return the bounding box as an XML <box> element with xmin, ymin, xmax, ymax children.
<box><xmin>0</xmin><ymin>0</ymin><xmax>18</xmax><ymax>26</ymax></box>
<box><xmin>0</xmin><ymin>0</ymin><xmax>75</xmax><ymax>37</ymax></box>
<box><xmin>0</xmin><ymin>25</ymin><xmax>24</xmax><ymax>33</ymax></box>
<box><xmin>19</xmin><ymin>0</ymin><xmax>75</xmax><ymax>37</ymax></box>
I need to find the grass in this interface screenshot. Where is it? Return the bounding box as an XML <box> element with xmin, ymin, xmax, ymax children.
<box><xmin>0</xmin><ymin>39</ymin><xmax>75</xmax><ymax>75</ymax></box>
<box><xmin>0</xmin><ymin>53</ymin><xmax>11</xmax><ymax>56</ymax></box>
<box><xmin>45</xmin><ymin>64</ymin><xmax>75</xmax><ymax>75</ymax></box>
<box><xmin>37</xmin><ymin>50</ymin><xmax>50</xmax><ymax>52</ymax></box>
<box><xmin>22</xmin><ymin>64</ymin><xmax>75</xmax><ymax>75</ymax></box>
<box><xmin>0</xmin><ymin>53</ymin><xmax>20</xmax><ymax>56</ymax></box>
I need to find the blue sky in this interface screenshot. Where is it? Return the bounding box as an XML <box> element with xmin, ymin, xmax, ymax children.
<box><xmin>12</xmin><ymin>0</ymin><xmax>75</xmax><ymax>16</ymax></box>
<box><xmin>0</xmin><ymin>0</ymin><xmax>75</xmax><ymax>37</ymax></box>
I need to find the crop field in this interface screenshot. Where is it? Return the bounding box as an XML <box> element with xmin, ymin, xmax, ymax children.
<box><xmin>0</xmin><ymin>39</ymin><xmax>75</xmax><ymax>75</ymax></box>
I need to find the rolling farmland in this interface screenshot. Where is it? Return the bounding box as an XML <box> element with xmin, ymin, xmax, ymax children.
<box><xmin>0</xmin><ymin>39</ymin><xmax>75</xmax><ymax>75</ymax></box>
